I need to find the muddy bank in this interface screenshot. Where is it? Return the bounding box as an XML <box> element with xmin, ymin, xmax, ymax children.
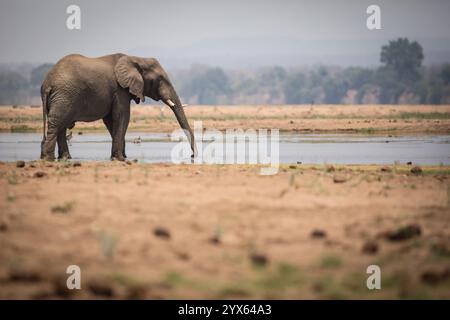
<box><xmin>1</xmin><ymin>104</ymin><xmax>450</xmax><ymax>134</ymax></box>
<box><xmin>1</xmin><ymin>161</ymin><xmax>449</xmax><ymax>299</ymax></box>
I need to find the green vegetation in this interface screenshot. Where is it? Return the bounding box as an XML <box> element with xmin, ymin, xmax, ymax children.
<box><xmin>320</xmin><ymin>255</ymin><xmax>343</xmax><ymax>269</ymax></box>
<box><xmin>51</xmin><ymin>201</ymin><xmax>75</xmax><ymax>214</ymax></box>
<box><xmin>98</xmin><ymin>229</ymin><xmax>119</xmax><ymax>259</ymax></box>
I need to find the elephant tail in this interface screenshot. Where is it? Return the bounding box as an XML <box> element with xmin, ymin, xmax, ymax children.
<box><xmin>41</xmin><ymin>86</ymin><xmax>51</xmax><ymax>141</ymax></box>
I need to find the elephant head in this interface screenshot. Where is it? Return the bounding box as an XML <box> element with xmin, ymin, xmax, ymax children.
<box><xmin>114</xmin><ymin>55</ymin><xmax>196</xmax><ymax>157</ymax></box>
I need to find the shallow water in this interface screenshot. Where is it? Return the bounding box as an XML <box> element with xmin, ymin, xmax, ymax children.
<box><xmin>0</xmin><ymin>132</ymin><xmax>449</xmax><ymax>165</ymax></box>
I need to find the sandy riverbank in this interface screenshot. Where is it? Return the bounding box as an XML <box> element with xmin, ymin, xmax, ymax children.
<box><xmin>1</xmin><ymin>104</ymin><xmax>450</xmax><ymax>134</ymax></box>
<box><xmin>1</xmin><ymin>161</ymin><xmax>449</xmax><ymax>299</ymax></box>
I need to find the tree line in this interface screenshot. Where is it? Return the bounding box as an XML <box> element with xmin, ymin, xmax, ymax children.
<box><xmin>1</xmin><ymin>38</ymin><xmax>449</xmax><ymax>105</ymax></box>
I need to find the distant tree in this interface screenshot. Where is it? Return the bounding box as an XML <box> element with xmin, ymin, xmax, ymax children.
<box><xmin>374</xmin><ymin>66</ymin><xmax>405</xmax><ymax>103</ymax></box>
<box><xmin>341</xmin><ymin>67</ymin><xmax>374</xmax><ymax>90</ymax></box>
<box><xmin>283</xmin><ymin>72</ymin><xmax>306</xmax><ymax>103</ymax></box>
<box><xmin>258</xmin><ymin>66</ymin><xmax>287</xmax><ymax>86</ymax></box>
<box><xmin>380</xmin><ymin>38</ymin><xmax>424</xmax><ymax>84</ymax></box>
<box><xmin>0</xmin><ymin>70</ymin><xmax>29</xmax><ymax>104</ymax></box>
<box><xmin>30</xmin><ymin>63</ymin><xmax>54</xmax><ymax>88</ymax></box>
<box><xmin>184</xmin><ymin>67</ymin><xmax>231</xmax><ymax>104</ymax></box>
<box><xmin>440</xmin><ymin>64</ymin><xmax>450</xmax><ymax>85</ymax></box>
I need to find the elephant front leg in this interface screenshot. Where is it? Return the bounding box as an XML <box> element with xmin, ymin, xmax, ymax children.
<box><xmin>103</xmin><ymin>114</ymin><xmax>127</xmax><ymax>159</ymax></box>
<box><xmin>110</xmin><ymin>102</ymin><xmax>130</xmax><ymax>161</ymax></box>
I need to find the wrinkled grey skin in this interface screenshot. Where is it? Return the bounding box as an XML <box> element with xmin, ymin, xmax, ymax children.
<box><xmin>40</xmin><ymin>53</ymin><xmax>196</xmax><ymax>161</ymax></box>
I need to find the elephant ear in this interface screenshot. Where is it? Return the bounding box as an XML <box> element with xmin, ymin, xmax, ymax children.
<box><xmin>114</xmin><ymin>56</ymin><xmax>145</xmax><ymax>102</ymax></box>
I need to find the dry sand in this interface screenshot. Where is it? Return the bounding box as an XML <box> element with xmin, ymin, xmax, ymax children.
<box><xmin>1</xmin><ymin>162</ymin><xmax>449</xmax><ymax>299</ymax></box>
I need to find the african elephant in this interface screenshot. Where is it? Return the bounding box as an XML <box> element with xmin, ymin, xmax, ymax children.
<box><xmin>40</xmin><ymin>53</ymin><xmax>196</xmax><ymax>161</ymax></box>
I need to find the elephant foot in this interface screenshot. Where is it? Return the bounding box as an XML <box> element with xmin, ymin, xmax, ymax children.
<box><xmin>58</xmin><ymin>152</ymin><xmax>72</xmax><ymax>160</ymax></box>
<box><xmin>111</xmin><ymin>155</ymin><xmax>126</xmax><ymax>162</ymax></box>
<box><xmin>41</xmin><ymin>154</ymin><xmax>56</xmax><ymax>161</ymax></box>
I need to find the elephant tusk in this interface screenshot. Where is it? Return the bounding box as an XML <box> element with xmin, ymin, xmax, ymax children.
<box><xmin>166</xmin><ymin>99</ymin><xmax>175</xmax><ymax>107</ymax></box>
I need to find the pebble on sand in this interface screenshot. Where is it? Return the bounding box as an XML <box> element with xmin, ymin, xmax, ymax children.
<box><xmin>333</xmin><ymin>174</ymin><xmax>347</xmax><ymax>183</ymax></box>
<box><xmin>385</xmin><ymin>224</ymin><xmax>422</xmax><ymax>241</ymax></box>
<box><xmin>8</xmin><ymin>268</ymin><xmax>41</xmax><ymax>282</ymax></box>
<box><xmin>410</xmin><ymin>166</ymin><xmax>423</xmax><ymax>174</ymax></box>
<box><xmin>250</xmin><ymin>253</ymin><xmax>269</xmax><ymax>266</ymax></box>
<box><xmin>362</xmin><ymin>240</ymin><xmax>379</xmax><ymax>254</ymax></box>
<box><xmin>34</xmin><ymin>171</ymin><xmax>47</xmax><ymax>178</ymax></box>
<box><xmin>421</xmin><ymin>268</ymin><xmax>450</xmax><ymax>285</ymax></box>
<box><xmin>153</xmin><ymin>227</ymin><xmax>171</xmax><ymax>239</ymax></box>
<box><xmin>209</xmin><ymin>235</ymin><xmax>221</xmax><ymax>245</ymax></box>
<box><xmin>16</xmin><ymin>160</ymin><xmax>25</xmax><ymax>168</ymax></box>
<box><xmin>0</xmin><ymin>220</ymin><xmax>8</xmax><ymax>232</ymax></box>
<box><xmin>311</xmin><ymin>229</ymin><xmax>327</xmax><ymax>238</ymax></box>
<box><xmin>88</xmin><ymin>280</ymin><xmax>115</xmax><ymax>297</ymax></box>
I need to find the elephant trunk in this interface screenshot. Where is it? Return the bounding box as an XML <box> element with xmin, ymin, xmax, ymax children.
<box><xmin>164</xmin><ymin>88</ymin><xmax>197</xmax><ymax>158</ymax></box>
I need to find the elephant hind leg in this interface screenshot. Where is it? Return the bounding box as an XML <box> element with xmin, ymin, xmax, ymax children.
<box><xmin>57</xmin><ymin>129</ymin><xmax>72</xmax><ymax>160</ymax></box>
<box><xmin>41</xmin><ymin>126</ymin><xmax>58</xmax><ymax>161</ymax></box>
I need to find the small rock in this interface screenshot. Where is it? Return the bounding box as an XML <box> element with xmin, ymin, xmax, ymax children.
<box><xmin>88</xmin><ymin>280</ymin><xmax>114</xmax><ymax>297</ymax></box>
<box><xmin>72</xmin><ymin>161</ymin><xmax>82</xmax><ymax>167</ymax></box>
<box><xmin>9</xmin><ymin>268</ymin><xmax>41</xmax><ymax>282</ymax></box>
<box><xmin>153</xmin><ymin>227</ymin><xmax>171</xmax><ymax>239</ymax></box>
<box><xmin>53</xmin><ymin>276</ymin><xmax>75</xmax><ymax>297</ymax></box>
<box><xmin>16</xmin><ymin>160</ymin><xmax>25</xmax><ymax>168</ymax></box>
<box><xmin>126</xmin><ymin>285</ymin><xmax>148</xmax><ymax>299</ymax></box>
<box><xmin>410</xmin><ymin>166</ymin><xmax>422</xmax><ymax>175</ymax></box>
<box><xmin>362</xmin><ymin>241</ymin><xmax>379</xmax><ymax>254</ymax></box>
<box><xmin>250</xmin><ymin>253</ymin><xmax>269</xmax><ymax>266</ymax></box>
<box><xmin>209</xmin><ymin>235</ymin><xmax>221</xmax><ymax>245</ymax></box>
<box><xmin>0</xmin><ymin>220</ymin><xmax>8</xmax><ymax>232</ymax></box>
<box><xmin>311</xmin><ymin>229</ymin><xmax>327</xmax><ymax>238</ymax></box>
<box><xmin>430</xmin><ymin>242</ymin><xmax>450</xmax><ymax>258</ymax></box>
<box><xmin>385</xmin><ymin>224</ymin><xmax>422</xmax><ymax>241</ymax></box>
<box><xmin>421</xmin><ymin>268</ymin><xmax>450</xmax><ymax>286</ymax></box>
<box><xmin>380</xmin><ymin>166</ymin><xmax>392</xmax><ymax>172</ymax></box>
<box><xmin>174</xmin><ymin>251</ymin><xmax>190</xmax><ymax>261</ymax></box>
<box><xmin>34</xmin><ymin>171</ymin><xmax>47</xmax><ymax>178</ymax></box>
<box><xmin>333</xmin><ymin>174</ymin><xmax>347</xmax><ymax>183</ymax></box>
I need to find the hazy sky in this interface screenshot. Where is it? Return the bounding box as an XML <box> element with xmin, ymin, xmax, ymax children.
<box><xmin>1</xmin><ymin>0</ymin><xmax>449</xmax><ymax>67</ymax></box>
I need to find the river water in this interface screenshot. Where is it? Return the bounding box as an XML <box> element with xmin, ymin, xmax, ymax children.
<box><xmin>0</xmin><ymin>132</ymin><xmax>449</xmax><ymax>165</ymax></box>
